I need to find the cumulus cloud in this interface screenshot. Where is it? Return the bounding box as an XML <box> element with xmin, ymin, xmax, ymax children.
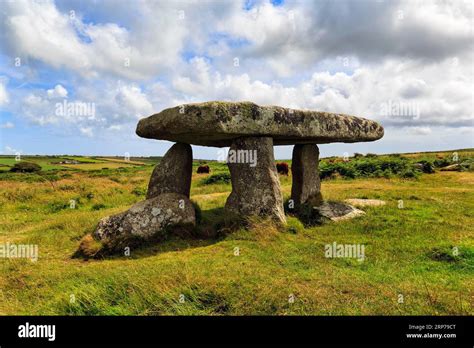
<box><xmin>171</xmin><ymin>56</ymin><xmax>473</xmax><ymax>128</ymax></box>
<box><xmin>0</xmin><ymin>79</ymin><xmax>9</xmax><ymax>105</ymax></box>
<box><xmin>115</xmin><ymin>84</ymin><xmax>153</xmax><ymax>119</ymax></box>
<box><xmin>79</xmin><ymin>127</ymin><xmax>93</xmax><ymax>137</ymax></box>
<box><xmin>0</xmin><ymin>0</ymin><xmax>472</xmax><ymax>150</ymax></box>
<box><xmin>47</xmin><ymin>84</ymin><xmax>68</xmax><ymax>98</ymax></box>
<box><xmin>410</xmin><ymin>127</ymin><xmax>432</xmax><ymax>136</ymax></box>
<box><xmin>218</xmin><ymin>0</ymin><xmax>473</xmax><ymax>74</ymax></box>
<box><xmin>0</xmin><ymin>0</ymin><xmax>189</xmax><ymax>79</ymax></box>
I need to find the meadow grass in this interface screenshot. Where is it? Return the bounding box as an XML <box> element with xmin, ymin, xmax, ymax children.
<box><xmin>0</xmin><ymin>152</ymin><xmax>472</xmax><ymax>315</ymax></box>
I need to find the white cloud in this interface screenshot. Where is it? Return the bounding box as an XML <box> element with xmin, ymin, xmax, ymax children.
<box><xmin>79</xmin><ymin>127</ymin><xmax>93</xmax><ymax>137</ymax></box>
<box><xmin>115</xmin><ymin>84</ymin><xmax>153</xmax><ymax>119</ymax></box>
<box><xmin>0</xmin><ymin>0</ymin><xmax>189</xmax><ymax>79</ymax></box>
<box><xmin>4</xmin><ymin>145</ymin><xmax>21</xmax><ymax>154</ymax></box>
<box><xmin>410</xmin><ymin>127</ymin><xmax>432</xmax><ymax>136</ymax></box>
<box><xmin>216</xmin><ymin>1</ymin><xmax>473</xmax><ymax>76</ymax></box>
<box><xmin>0</xmin><ymin>0</ymin><xmax>472</xmax><ymax>152</ymax></box>
<box><xmin>47</xmin><ymin>84</ymin><xmax>68</xmax><ymax>98</ymax></box>
<box><xmin>0</xmin><ymin>122</ymin><xmax>14</xmax><ymax>129</ymax></box>
<box><xmin>170</xmin><ymin>56</ymin><xmax>473</xmax><ymax>129</ymax></box>
<box><xmin>0</xmin><ymin>79</ymin><xmax>9</xmax><ymax>105</ymax></box>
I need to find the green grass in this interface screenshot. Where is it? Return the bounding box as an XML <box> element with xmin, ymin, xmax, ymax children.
<box><xmin>0</xmin><ymin>151</ymin><xmax>472</xmax><ymax>315</ymax></box>
<box><xmin>0</xmin><ymin>156</ymin><xmax>66</xmax><ymax>171</ymax></box>
<box><xmin>0</xmin><ymin>155</ymin><xmax>149</xmax><ymax>172</ymax></box>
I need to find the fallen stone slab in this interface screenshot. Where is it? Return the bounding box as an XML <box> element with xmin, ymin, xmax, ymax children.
<box><xmin>344</xmin><ymin>199</ymin><xmax>386</xmax><ymax>207</ymax></box>
<box><xmin>440</xmin><ymin>164</ymin><xmax>461</xmax><ymax>171</ymax></box>
<box><xmin>93</xmin><ymin>193</ymin><xmax>196</xmax><ymax>251</ymax></box>
<box><xmin>136</xmin><ymin>101</ymin><xmax>384</xmax><ymax>147</ymax></box>
<box><xmin>314</xmin><ymin>201</ymin><xmax>365</xmax><ymax>222</ymax></box>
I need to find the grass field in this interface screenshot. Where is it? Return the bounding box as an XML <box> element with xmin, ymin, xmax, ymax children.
<box><xmin>0</xmin><ymin>156</ymin><xmax>147</xmax><ymax>171</ymax></box>
<box><xmin>0</xmin><ymin>150</ymin><xmax>472</xmax><ymax>315</ymax></box>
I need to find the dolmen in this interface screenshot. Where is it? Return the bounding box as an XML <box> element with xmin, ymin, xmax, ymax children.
<box><xmin>90</xmin><ymin>101</ymin><xmax>383</xmax><ymax>252</ymax></box>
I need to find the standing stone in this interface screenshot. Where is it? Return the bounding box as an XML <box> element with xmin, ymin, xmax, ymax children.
<box><xmin>291</xmin><ymin>144</ymin><xmax>323</xmax><ymax>207</ymax></box>
<box><xmin>225</xmin><ymin>137</ymin><xmax>286</xmax><ymax>224</ymax></box>
<box><xmin>147</xmin><ymin>143</ymin><xmax>192</xmax><ymax>199</ymax></box>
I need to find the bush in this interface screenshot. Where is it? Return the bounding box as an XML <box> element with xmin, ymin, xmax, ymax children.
<box><xmin>47</xmin><ymin>201</ymin><xmax>70</xmax><ymax>213</ymax></box>
<box><xmin>434</xmin><ymin>158</ymin><xmax>451</xmax><ymax>168</ymax></box>
<box><xmin>203</xmin><ymin>172</ymin><xmax>231</xmax><ymax>185</ymax></box>
<box><xmin>419</xmin><ymin>161</ymin><xmax>435</xmax><ymax>174</ymax></box>
<box><xmin>197</xmin><ymin>165</ymin><xmax>210</xmax><ymax>174</ymax></box>
<box><xmin>276</xmin><ymin>162</ymin><xmax>289</xmax><ymax>175</ymax></box>
<box><xmin>10</xmin><ymin>162</ymin><xmax>41</xmax><ymax>173</ymax></box>
<box><xmin>400</xmin><ymin>168</ymin><xmax>419</xmax><ymax>178</ymax></box>
<box><xmin>91</xmin><ymin>203</ymin><xmax>106</xmax><ymax>211</ymax></box>
<box><xmin>319</xmin><ymin>157</ymin><xmax>418</xmax><ymax>180</ymax></box>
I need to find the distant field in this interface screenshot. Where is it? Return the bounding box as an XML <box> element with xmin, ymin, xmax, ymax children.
<box><xmin>97</xmin><ymin>157</ymin><xmax>147</xmax><ymax>166</ymax></box>
<box><xmin>62</xmin><ymin>157</ymin><xmax>106</xmax><ymax>163</ymax></box>
<box><xmin>0</xmin><ymin>149</ymin><xmax>472</xmax><ymax>315</ymax></box>
<box><xmin>0</xmin><ymin>149</ymin><xmax>471</xmax><ymax>172</ymax></box>
<box><xmin>0</xmin><ymin>156</ymin><xmax>66</xmax><ymax>171</ymax></box>
<box><xmin>0</xmin><ymin>156</ymin><xmax>146</xmax><ymax>171</ymax></box>
<box><xmin>60</xmin><ymin>162</ymin><xmax>137</xmax><ymax>170</ymax></box>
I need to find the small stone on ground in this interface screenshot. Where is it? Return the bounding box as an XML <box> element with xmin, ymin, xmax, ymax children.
<box><xmin>344</xmin><ymin>198</ymin><xmax>386</xmax><ymax>207</ymax></box>
<box><xmin>313</xmin><ymin>201</ymin><xmax>366</xmax><ymax>222</ymax></box>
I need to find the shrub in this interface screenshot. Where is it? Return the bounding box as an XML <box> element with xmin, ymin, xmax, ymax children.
<box><xmin>400</xmin><ymin>168</ymin><xmax>419</xmax><ymax>178</ymax></box>
<box><xmin>203</xmin><ymin>172</ymin><xmax>231</xmax><ymax>185</ymax></box>
<box><xmin>419</xmin><ymin>161</ymin><xmax>435</xmax><ymax>174</ymax></box>
<box><xmin>91</xmin><ymin>203</ymin><xmax>106</xmax><ymax>211</ymax></box>
<box><xmin>319</xmin><ymin>157</ymin><xmax>417</xmax><ymax>180</ymax></box>
<box><xmin>276</xmin><ymin>162</ymin><xmax>289</xmax><ymax>175</ymax></box>
<box><xmin>197</xmin><ymin>165</ymin><xmax>210</xmax><ymax>174</ymax></box>
<box><xmin>47</xmin><ymin>201</ymin><xmax>70</xmax><ymax>213</ymax></box>
<box><xmin>10</xmin><ymin>162</ymin><xmax>41</xmax><ymax>173</ymax></box>
<box><xmin>434</xmin><ymin>158</ymin><xmax>451</xmax><ymax>168</ymax></box>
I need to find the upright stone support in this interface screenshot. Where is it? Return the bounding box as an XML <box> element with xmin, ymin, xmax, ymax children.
<box><xmin>147</xmin><ymin>142</ymin><xmax>192</xmax><ymax>199</ymax></box>
<box><xmin>291</xmin><ymin>144</ymin><xmax>323</xmax><ymax>207</ymax></box>
<box><xmin>225</xmin><ymin>137</ymin><xmax>286</xmax><ymax>224</ymax></box>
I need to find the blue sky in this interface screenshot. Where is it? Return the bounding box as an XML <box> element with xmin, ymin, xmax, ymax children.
<box><xmin>0</xmin><ymin>0</ymin><xmax>472</xmax><ymax>159</ymax></box>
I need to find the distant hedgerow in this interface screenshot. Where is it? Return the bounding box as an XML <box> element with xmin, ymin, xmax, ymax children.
<box><xmin>319</xmin><ymin>157</ymin><xmax>421</xmax><ymax>180</ymax></box>
<box><xmin>202</xmin><ymin>172</ymin><xmax>231</xmax><ymax>185</ymax></box>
